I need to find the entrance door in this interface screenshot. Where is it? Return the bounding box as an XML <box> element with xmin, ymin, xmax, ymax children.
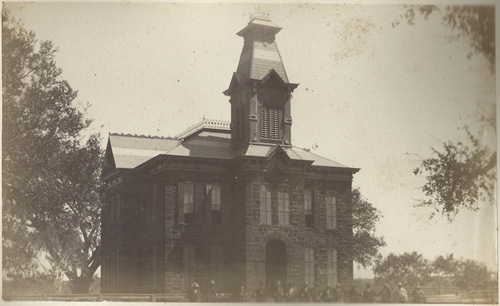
<box><xmin>265</xmin><ymin>239</ymin><xmax>287</xmax><ymax>286</ymax></box>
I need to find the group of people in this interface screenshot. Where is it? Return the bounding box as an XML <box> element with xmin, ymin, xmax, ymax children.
<box><xmin>187</xmin><ymin>279</ymin><xmax>426</xmax><ymax>303</ymax></box>
<box><xmin>249</xmin><ymin>280</ymin><xmax>374</xmax><ymax>303</ymax></box>
<box><xmin>362</xmin><ymin>281</ymin><xmax>426</xmax><ymax>303</ymax></box>
<box><xmin>187</xmin><ymin>280</ymin><xmax>218</xmax><ymax>302</ymax></box>
<box><xmin>253</xmin><ymin>280</ymin><xmax>346</xmax><ymax>303</ymax></box>
<box><xmin>251</xmin><ymin>280</ymin><xmax>425</xmax><ymax>303</ymax></box>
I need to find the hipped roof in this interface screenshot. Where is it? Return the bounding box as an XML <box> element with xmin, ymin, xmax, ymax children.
<box><xmin>106</xmin><ymin>122</ymin><xmax>353</xmax><ymax>171</ymax></box>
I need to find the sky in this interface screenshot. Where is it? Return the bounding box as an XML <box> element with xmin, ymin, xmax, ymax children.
<box><xmin>4</xmin><ymin>1</ymin><xmax>497</xmax><ymax>278</ymax></box>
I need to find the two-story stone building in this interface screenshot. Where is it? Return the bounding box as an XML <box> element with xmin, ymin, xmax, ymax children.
<box><xmin>101</xmin><ymin>17</ymin><xmax>359</xmax><ymax>295</ymax></box>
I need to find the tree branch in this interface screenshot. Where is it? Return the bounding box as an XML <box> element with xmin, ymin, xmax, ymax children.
<box><xmin>87</xmin><ymin>245</ymin><xmax>100</xmax><ymax>266</ymax></box>
<box><xmin>87</xmin><ymin>247</ymin><xmax>101</xmax><ymax>276</ymax></box>
<box><xmin>475</xmin><ymin>151</ymin><xmax>497</xmax><ymax>176</ymax></box>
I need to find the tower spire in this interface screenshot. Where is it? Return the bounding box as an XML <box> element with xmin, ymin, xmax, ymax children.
<box><xmin>225</xmin><ymin>19</ymin><xmax>298</xmax><ymax>149</ymax></box>
<box><xmin>234</xmin><ymin>18</ymin><xmax>288</xmax><ymax>83</ymax></box>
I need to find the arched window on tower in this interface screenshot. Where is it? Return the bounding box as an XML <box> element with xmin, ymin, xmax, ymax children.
<box><xmin>259</xmin><ymin>86</ymin><xmax>284</xmax><ymax>141</ymax></box>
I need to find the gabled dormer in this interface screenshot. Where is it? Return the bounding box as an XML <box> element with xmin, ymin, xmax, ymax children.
<box><xmin>224</xmin><ymin>18</ymin><xmax>298</xmax><ymax>149</ymax></box>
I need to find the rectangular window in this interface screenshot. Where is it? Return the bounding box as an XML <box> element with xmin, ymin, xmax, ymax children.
<box><xmin>261</xmin><ymin>105</ymin><xmax>280</xmax><ymax>140</ymax></box>
<box><xmin>206</xmin><ymin>184</ymin><xmax>222</xmax><ymax>224</ymax></box>
<box><xmin>304</xmin><ymin>190</ymin><xmax>314</xmax><ymax>228</ymax></box>
<box><xmin>327</xmin><ymin>249</ymin><xmax>338</xmax><ymax>287</ymax></box>
<box><xmin>206</xmin><ymin>184</ymin><xmax>221</xmax><ymax>210</ymax></box>
<box><xmin>326</xmin><ymin>192</ymin><xmax>337</xmax><ymax>229</ymax></box>
<box><xmin>261</xmin><ymin>106</ymin><xmax>269</xmax><ymax>139</ymax></box>
<box><xmin>179</xmin><ymin>182</ymin><xmax>195</xmax><ymax>223</ymax></box>
<box><xmin>304</xmin><ymin>249</ymin><xmax>315</xmax><ymax>286</ymax></box>
<box><xmin>183</xmin><ymin>246</ymin><xmax>196</xmax><ymax>290</ymax></box>
<box><xmin>259</xmin><ymin>185</ymin><xmax>272</xmax><ymax>225</ymax></box>
<box><xmin>271</xmin><ymin>109</ymin><xmax>279</xmax><ymax>139</ymax></box>
<box><xmin>278</xmin><ymin>187</ymin><xmax>289</xmax><ymax>225</ymax></box>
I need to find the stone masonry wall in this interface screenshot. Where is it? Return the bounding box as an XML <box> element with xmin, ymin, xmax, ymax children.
<box><xmin>243</xmin><ymin>173</ymin><xmax>354</xmax><ymax>292</ymax></box>
<box><xmin>103</xmin><ymin>161</ymin><xmax>354</xmax><ymax>295</ymax></box>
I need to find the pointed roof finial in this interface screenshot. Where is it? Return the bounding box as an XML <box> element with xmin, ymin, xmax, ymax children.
<box><xmin>249</xmin><ymin>6</ymin><xmax>270</xmax><ymax>21</ymax></box>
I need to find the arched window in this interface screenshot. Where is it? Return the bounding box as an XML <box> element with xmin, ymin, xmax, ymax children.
<box><xmin>258</xmin><ymin>86</ymin><xmax>284</xmax><ymax>140</ymax></box>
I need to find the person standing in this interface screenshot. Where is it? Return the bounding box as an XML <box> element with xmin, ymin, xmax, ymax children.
<box><xmin>347</xmin><ymin>283</ymin><xmax>361</xmax><ymax>303</ymax></box>
<box><xmin>397</xmin><ymin>282</ymin><xmax>408</xmax><ymax>303</ymax></box>
<box><xmin>273</xmin><ymin>280</ymin><xmax>285</xmax><ymax>302</ymax></box>
<box><xmin>381</xmin><ymin>281</ymin><xmax>393</xmax><ymax>303</ymax></box>
<box><xmin>188</xmin><ymin>282</ymin><xmax>202</xmax><ymax>302</ymax></box>
<box><xmin>255</xmin><ymin>281</ymin><xmax>267</xmax><ymax>302</ymax></box>
<box><xmin>311</xmin><ymin>282</ymin><xmax>322</xmax><ymax>302</ymax></box>
<box><xmin>206</xmin><ymin>280</ymin><xmax>217</xmax><ymax>302</ymax></box>
<box><xmin>321</xmin><ymin>286</ymin><xmax>333</xmax><ymax>302</ymax></box>
<box><xmin>298</xmin><ymin>283</ymin><xmax>311</xmax><ymax>302</ymax></box>
<box><xmin>239</xmin><ymin>282</ymin><xmax>247</xmax><ymax>302</ymax></box>
<box><xmin>362</xmin><ymin>283</ymin><xmax>374</xmax><ymax>303</ymax></box>
<box><xmin>333</xmin><ymin>283</ymin><xmax>344</xmax><ymax>302</ymax></box>
<box><xmin>286</xmin><ymin>283</ymin><xmax>298</xmax><ymax>302</ymax></box>
<box><xmin>412</xmin><ymin>285</ymin><xmax>425</xmax><ymax>303</ymax></box>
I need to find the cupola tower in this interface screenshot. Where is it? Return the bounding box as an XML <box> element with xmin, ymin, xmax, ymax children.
<box><xmin>224</xmin><ymin>18</ymin><xmax>298</xmax><ymax>149</ymax></box>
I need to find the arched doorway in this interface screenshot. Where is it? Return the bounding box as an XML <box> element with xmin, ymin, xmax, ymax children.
<box><xmin>265</xmin><ymin>239</ymin><xmax>287</xmax><ymax>286</ymax></box>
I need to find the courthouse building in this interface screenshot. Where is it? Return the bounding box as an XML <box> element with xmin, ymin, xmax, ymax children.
<box><xmin>101</xmin><ymin>18</ymin><xmax>359</xmax><ymax>294</ymax></box>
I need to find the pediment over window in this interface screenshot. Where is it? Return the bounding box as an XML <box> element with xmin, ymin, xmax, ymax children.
<box><xmin>258</xmin><ymin>69</ymin><xmax>298</xmax><ymax>93</ymax></box>
<box><xmin>263</xmin><ymin>145</ymin><xmax>290</xmax><ymax>174</ymax></box>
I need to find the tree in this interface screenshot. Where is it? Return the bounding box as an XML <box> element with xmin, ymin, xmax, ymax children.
<box><xmin>393</xmin><ymin>5</ymin><xmax>496</xmax><ymax>220</ymax></box>
<box><xmin>351</xmin><ymin>188</ymin><xmax>386</xmax><ymax>268</ymax></box>
<box><xmin>431</xmin><ymin>254</ymin><xmax>459</xmax><ymax>289</ymax></box>
<box><xmin>414</xmin><ymin>128</ymin><xmax>496</xmax><ymax>220</ymax></box>
<box><xmin>373</xmin><ymin>252</ymin><xmax>432</xmax><ymax>289</ymax></box>
<box><xmin>375</xmin><ymin>253</ymin><xmax>497</xmax><ymax>291</ymax></box>
<box><xmin>454</xmin><ymin>260</ymin><xmax>491</xmax><ymax>290</ymax></box>
<box><xmin>394</xmin><ymin>5</ymin><xmax>494</xmax><ymax>72</ymax></box>
<box><xmin>2</xmin><ymin>213</ymin><xmax>43</xmax><ymax>279</ymax></box>
<box><xmin>2</xmin><ymin>10</ymin><xmax>103</xmax><ymax>293</ymax></box>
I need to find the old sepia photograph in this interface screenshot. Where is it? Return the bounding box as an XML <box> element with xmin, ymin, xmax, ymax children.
<box><xmin>2</xmin><ymin>1</ymin><xmax>497</xmax><ymax>304</ymax></box>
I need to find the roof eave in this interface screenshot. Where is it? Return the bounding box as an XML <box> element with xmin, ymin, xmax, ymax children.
<box><xmin>252</xmin><ymin>69</ymin><xmax>299</xmax><ymax>91</ymax></box>
<box><xmin>309</xmin><ymin>165</ymin><xmax>360</xmax><ymax>174</ymax></box>
<box><xmin>223</xmin><ymin>72</ymin><xmax>245</xmax><ymax>96</ymax></box>
<box><xmin>236</xmin><ymin>20</ymin><xmax>282</xmax><ymax>37</ymax></box>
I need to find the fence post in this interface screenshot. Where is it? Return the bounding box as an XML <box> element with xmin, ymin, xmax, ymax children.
<box><xmin>152</xmin><ymin>294</ymin><xmax>156</xmax><ymax>302</ymax></box>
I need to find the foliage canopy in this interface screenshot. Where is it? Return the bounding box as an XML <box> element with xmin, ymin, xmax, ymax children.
<box><xmin>394</xmin><ymin>5</ymin><xmax>496</xmax><ymax>220</ymax></box>
<box><xmin>351</xmin><ymin>188</ymin><xmax>386</xmax><ymax>268</ymax></box>
<box><xmin>2</xmin><ymin>10</ymin><xmax>103</xmax><ymax>293</ymax></box>
<box><xmin>374</xmin><ymin>252</ymin><xmax>496</xmax><ymax>290</ymax></box>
